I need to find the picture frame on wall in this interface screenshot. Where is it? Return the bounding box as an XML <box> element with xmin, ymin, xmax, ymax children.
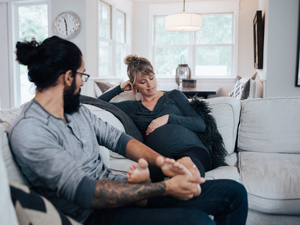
<box><xmin>253</xmin><ymin>10</ymin><xmax>264</xmax><ymax>69</ymax></box>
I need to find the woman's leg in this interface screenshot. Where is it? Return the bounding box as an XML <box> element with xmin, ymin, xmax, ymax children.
<box><xmin>149</xmin><ymin>166</ymin><xmax>165</xmax><ymax>182</ymax></box>
<box><xmin>148</xmin><ymin>149</ymin><xmax>174</xmax><ymax>182</ymax></box>
<box><xmin>149</xmin><ymin>146</ymin><xmax>212</xmax><ymax>181</ymax></box>
<box><xmin>179</xmin><ymin>146</ymin><xmax>212</xmax><ymax>177</ymax></box>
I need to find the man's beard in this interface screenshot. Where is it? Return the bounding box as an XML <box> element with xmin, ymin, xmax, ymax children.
<box><xmin>63</xmin><ymin>86</ymin><xmax>81</xmax><ymax>114</ymax></box>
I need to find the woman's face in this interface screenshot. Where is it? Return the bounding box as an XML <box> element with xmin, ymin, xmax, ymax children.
<box><xmin>133</xmin><ymin>73</ymin><xmax>157</xmax><ymax>97</ymax></box>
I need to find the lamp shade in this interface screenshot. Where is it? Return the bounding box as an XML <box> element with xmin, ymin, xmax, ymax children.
<box><xmin>165</xmin><ymin>13</ymin><xmax>202</xmax><ymax>32</ymax></box>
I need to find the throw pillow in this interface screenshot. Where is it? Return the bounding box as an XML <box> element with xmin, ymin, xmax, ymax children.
<box><xmin>10</xmin><ymin>182</ymin><xmax>81</xmax><ymax>225</ymax></box>
<box><xmin>229</xmin><ymin>73</ymin><xmax>263</xmax><ymax>100</ymax></box>
<box><xmin>228</xmin><ymin>76</ymin><xmax>248</xmax><ymax>100</ymax></box>
<box><xmin>94</xmin><ymin>82</ymin><xmax>102</xmax><ymax>98</ymax></box>
<box><xmin>240</xmin><ymin>79</ymin><xmax>250</xmax><ymax>100</ymax></box>
<box><xmin>249</xmin><ymin>73</ymin><xmax>263</xmax><ymax>98</ymax></box>
<box><xmin>95</xmin><ymin>81</ymin><xmax>112</xmax><ymax>93</ymax></box>
<box><xmin>110</xmin><ymin>91</ymin><xmax>142</xmax><ymax>102</ymax></box>
<box><xmin>95</xmin><ymin>81</ymin><xmax>116</xmax><ymax>93</ymax></box>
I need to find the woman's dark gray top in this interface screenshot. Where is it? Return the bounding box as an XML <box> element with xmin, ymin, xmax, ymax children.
<box><xmin>98</xmin><ymin>86</ymin><xmax>209</xmax><ymax>157</ymax></box>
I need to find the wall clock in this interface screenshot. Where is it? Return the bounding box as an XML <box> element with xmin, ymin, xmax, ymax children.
<box><xmin>53</xmin><ymin>11</ymin><xmax>81</xmax><ymax>39</ymax></box>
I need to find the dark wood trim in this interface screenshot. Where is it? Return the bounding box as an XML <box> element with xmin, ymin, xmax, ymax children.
<box><xmin>253</xmin><ymin>10</ymin><xmax>264</xmax><ymax>69</ymax></box>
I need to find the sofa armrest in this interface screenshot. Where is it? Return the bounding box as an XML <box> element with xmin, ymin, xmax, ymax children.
<box><xmin>0</xmin><ymin>126</ymin><xmax>19</xmax><ymax>225</ymax></box>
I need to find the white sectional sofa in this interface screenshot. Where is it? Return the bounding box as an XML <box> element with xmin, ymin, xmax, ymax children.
<box><xmin>1</xmin><ymin>95</ymin><xmax>300</xmax><ymax>225</ymax></box>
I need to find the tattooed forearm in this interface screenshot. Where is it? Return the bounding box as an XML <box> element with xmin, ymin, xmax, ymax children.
<box><xmin>91</xmin><ymin>180</ymin><xmax>166</xmax><ymax>209</ymax></box>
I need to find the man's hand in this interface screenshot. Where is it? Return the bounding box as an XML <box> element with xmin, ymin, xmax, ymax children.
<box><xmin>177</xmin><ymin>157</ymin><xmax>201</xmax><ymax>181</ymax></box>
<box><xmin>164</xmin><ymin>174</ymin><xmax>203</xmax><ymax>200</ymax></box>
<box><xmin>146</xmin><ymin>115</ymin><xmax>169</xmax><ymax>135</ymax></box>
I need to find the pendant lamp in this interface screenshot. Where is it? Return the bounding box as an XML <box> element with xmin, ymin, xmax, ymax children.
<box><xmin>165</xmin><ymin>0</ymin><xmax>202</xmax><ymax>32</ymax></box>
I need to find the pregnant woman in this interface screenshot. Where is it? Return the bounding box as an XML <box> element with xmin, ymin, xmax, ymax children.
<box><xmin>98</xmin><ymin>54</ymin><xmax>212</xmax><ymax>182</ymax></box>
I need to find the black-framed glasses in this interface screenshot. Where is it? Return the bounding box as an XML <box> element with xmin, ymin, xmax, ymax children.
<box><xmin>77</xmin><ymin>72</ymin><xmax>90</xmax><ymax>82</ymax></box>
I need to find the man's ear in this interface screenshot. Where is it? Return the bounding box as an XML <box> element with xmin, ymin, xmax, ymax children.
<box><xmin>64</xmin><ymin>70</ymin><xmax>73</xmax><ymax>86</ymax></box>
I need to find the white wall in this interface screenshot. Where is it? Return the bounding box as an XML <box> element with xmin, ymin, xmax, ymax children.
<box><xmin>51</xmin><ymin>0</ymin><xmax>86</xmax><ymax>56</ymax></box>
<box><xmin>238</xmin><ymin>0</ymin><xmax>259</xmax><ymax>77</ymax></box>
<box><xmin>50</xmin><ymin>0</ymin><xmax>87</xmax><ymax>94</ymax></box>
<box><xmin>259</xmin><ymin>0</ymin><xmax>300</xmax><ymax>97</ymax></box>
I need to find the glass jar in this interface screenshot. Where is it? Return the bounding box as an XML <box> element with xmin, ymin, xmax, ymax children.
<box><xmin>175</xmin><ymin>64</ymin><xmax>191</xmax><ymax>87</ymax></box>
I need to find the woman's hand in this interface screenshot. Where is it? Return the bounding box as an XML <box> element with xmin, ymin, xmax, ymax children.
<box><xmin>146</xmin><ymin>115</ymin><xmax>169</xmax><ymax>135</ymax></box>
<box><xmin>120</xmin><ymin>80</ymin><xmax>136</xmax><ymax>94</ymax></box>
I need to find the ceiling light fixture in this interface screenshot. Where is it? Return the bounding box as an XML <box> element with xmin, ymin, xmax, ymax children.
<box><xmin>165</xmin><ymin>0</ymin><xmax>202</xmax><ymax>32</ymax></box>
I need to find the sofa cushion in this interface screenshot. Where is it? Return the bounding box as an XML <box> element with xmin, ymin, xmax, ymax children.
<box><xmin>93</xmin><ymin>80</ymin><xmax>143</xmax><ymax>101</ymax></box>
<box><xmin>83</xmin><ymin>104</ymin><xmax>125</xmax><ymax>168</ymax></box>
<box><xmin>109</xmin><ymin>152</ymin><xmax>135</xmax><ymax>176</ymax></box>
<box><xmin>239</xmin><ymin>151</ymin><xmax>300</xmax><ymax>215</ymax></box>
<box><xmin>247</xmin><ymin>209</ymin><xmax>300</xmax><ymax>225</ymax></box>
<box><xmin>10</xmin><ymin>182</ymin><xmax>81</xmax><ymax>225</ymax></box>
<box><xmin>204</xmin><ymin>97</ymin><xmax>240</xmax><ymax>157</ymax></box>
<box><xmin>109</xmin><ymin>90</ymin><xmax>143</xmax><ymax>102</ymax></box>
<box><xmin>205</xmin><ymin>165</ymin><xmax>240</xmax><ymax>182</ymax></box>
<box><xmin>238</xmin><ymin>97</ymin><xmax>300</xmax><ymax>154</ymax></box>
<box><xmin>83</xmin><ymin>104</ymin><xmax>135</xmax><ymax>174</ymax></box>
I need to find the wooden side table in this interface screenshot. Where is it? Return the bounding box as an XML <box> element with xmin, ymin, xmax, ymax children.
<box><xmin>158</xmin><ymin>86</ymin><xmax>220</xmax><ymax>99</ymax></box>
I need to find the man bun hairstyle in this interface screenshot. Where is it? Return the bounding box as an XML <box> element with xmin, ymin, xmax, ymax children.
<box><xmin>15</xmin><ymin>36</ymin><xmax>82</xmax><ymax>92</ymax></box>
<box><xmin>124</xmin><ymin>54</ymin><xmax>154</xmax><ymax>84</ymax></box>
<box><xmin>15</xmin><ymin>39</ymin><xmax>40</xmax><ymax>66</ymax></box>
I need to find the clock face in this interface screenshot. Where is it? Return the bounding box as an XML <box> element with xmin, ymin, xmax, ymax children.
<box><xmin>53</xmin><ymin>12</ymin><xmax>81</xmax><ymax>39</ymax></box>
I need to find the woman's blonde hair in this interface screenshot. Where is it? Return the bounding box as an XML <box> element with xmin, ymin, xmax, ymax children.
<box><xmin>124</xmin><ymin>54</ymin><xmax>155</xmax><ymax>84</ymax></box>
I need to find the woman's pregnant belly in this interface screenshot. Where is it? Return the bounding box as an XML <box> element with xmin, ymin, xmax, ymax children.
<box><xmin>144</xmin><ymin>124</ymin><xmax>204</xmax><ymax>157</ymax></box>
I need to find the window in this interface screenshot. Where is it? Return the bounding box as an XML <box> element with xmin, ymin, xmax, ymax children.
<box><xmin>115</xmin><ymin>10</ymin><xmax>127</xmax><ymax>77</ymax></box>
<box><xmin>98</xmin><ymin>1</ymin><xmax>128</xmax><ymax>79</ymax></box>
<box><xmin>9</xmin><ymin>1</ymin><xmax>49</xmax><ymax>107</ymax></box>
<box><xmin>195</xmin><ymin>14</ymin><xmax>233</xmax><ymax>77</ymax></box>
<box><xmin>154</xmin><ymin>13</ymin><xmax>234</xmax><ymax>78</ymax></box>
<box><xmin>17</xmin><ymin>3</ymin><xmax>48</xmax><ymax>105</ymax></box>
<box><xmin>99</xmin><ymin>1</ymin><xmax>112</xmax><ymax>76</ymax></box>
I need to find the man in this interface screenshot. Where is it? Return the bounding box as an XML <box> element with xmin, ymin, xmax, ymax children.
<box><xmin>9</xmin><ymin>36</ymin><xmax>248</xmax><ymax>225</ymax></box>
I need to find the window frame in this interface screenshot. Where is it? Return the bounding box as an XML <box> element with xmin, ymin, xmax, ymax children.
<box><xmin>148</xmin><ymin>1</ymin><xmax>239</xmax><ymax>79</ymax></box>
<box><xmin>98</xmin><ymin>0</ymin><xmax>129</xmax><ymax>79</ymax></box>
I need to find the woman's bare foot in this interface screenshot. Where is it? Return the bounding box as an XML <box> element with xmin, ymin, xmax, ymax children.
<box><xmin>126</xmin><ymin>158</ymin><xmax>150</xmax><ymax>207</ymax></box>
<box><xmin>156</xmin><ymin>156</ymin><xmax>192</xmax><ymax>177</ymax></box>
<box><xmin>156</xmin><ymin>156</ymin><xmax>201</xmax><ymax>197</ymax></box>
<box><xmin>126</xmin><ymin>158</ymin><xmax>150</xmax><ymax>183</ymax></box>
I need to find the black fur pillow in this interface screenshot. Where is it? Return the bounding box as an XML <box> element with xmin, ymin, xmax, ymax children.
<box><xmin>190</xmin><ymin>97</ymin><xmax>228</xmax><ymax>169</ymax></box>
